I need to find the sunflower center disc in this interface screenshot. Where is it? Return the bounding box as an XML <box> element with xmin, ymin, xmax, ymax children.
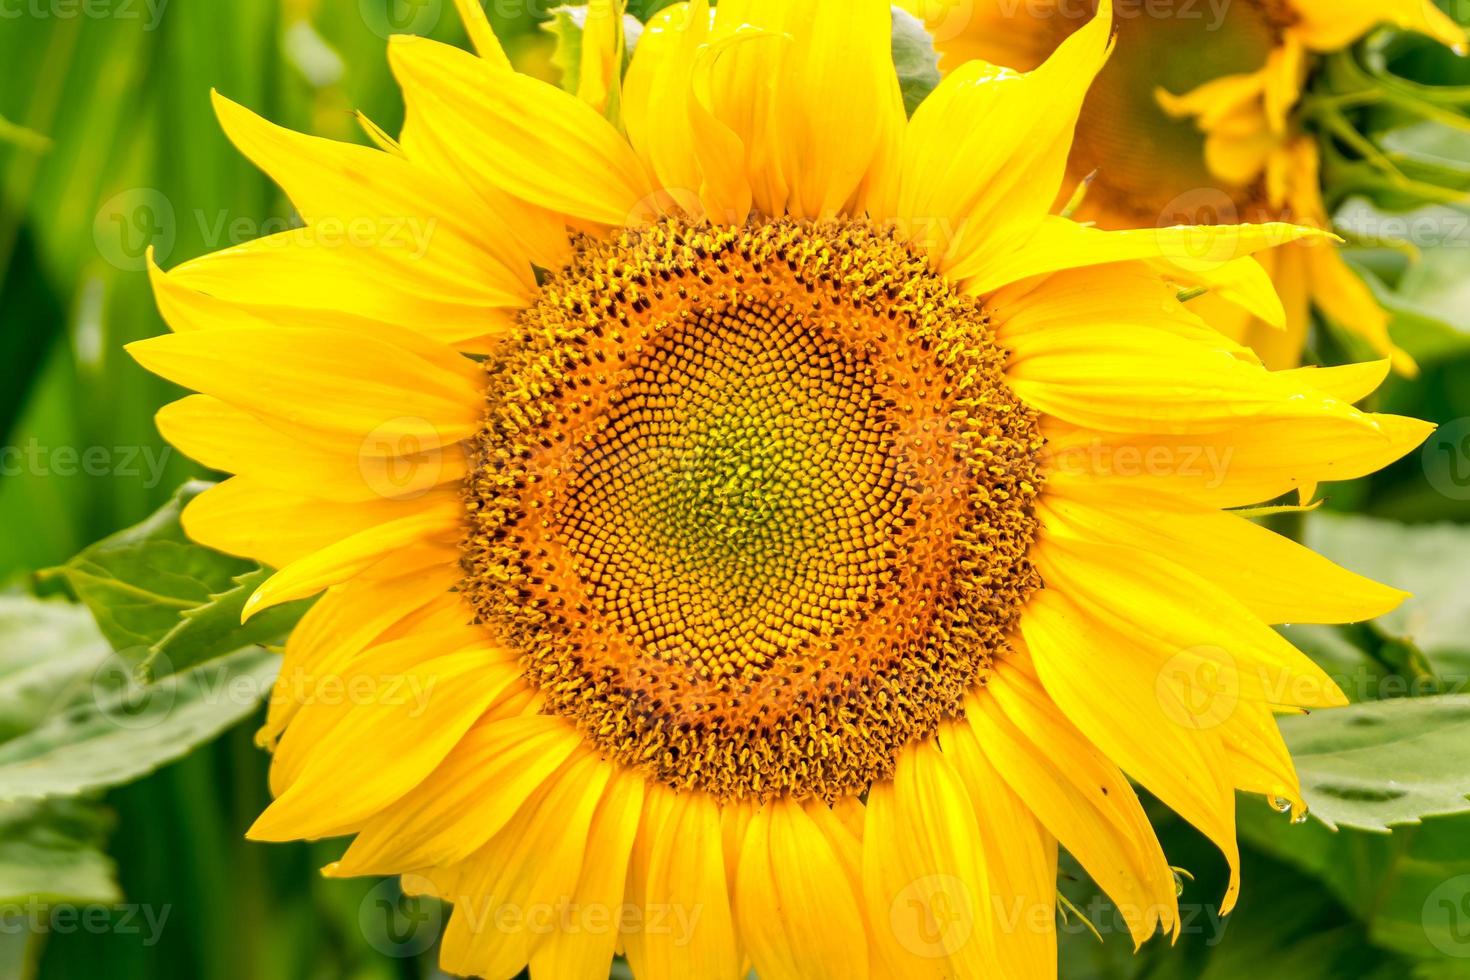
<box><xmin>462</xmin><ymin>217</ymin><xmax>1043</xmax><ymax>802</ymax></box>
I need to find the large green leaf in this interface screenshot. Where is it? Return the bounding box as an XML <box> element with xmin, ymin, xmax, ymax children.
<box><xmin>1056</xmin><ymin>809</ymin><xmax>1416</xmax><ymax>979</ymax></box>
<box><xmin>0</xmin><ymin>797</ymin><xmax>118</xmax><ymax>906</ymax></box>
<box><xmin>1242</xmin><ymin>800</ymin><xmax>1470</xmax><ymax>966</ymax></box>
<box><xmin>0</xmin><ymin>587</ymin><xmax>281</xmax><ymax>805</ymax></box>
<box><xmin>1279</xmin><ymin>695</ymin><xmax>1470</xmax><ymax>831</ymax></box>
<box><xmin>0</xmin><ymin>598</ymin><xmax>112</xmax><ymax>743</ymax></box>
<box><xmin>50</xmin><ymin>481</ymin><xmax>308</xmax><ymax>678</ymax></box>
<box><xmin>0</xmin><ymin>646</ymin><xmax>278</xmax><ymax>805</ymax></box>
<box><xmin>1305</xmin><ymin>514</ymin><xmax>1470</xmax><ymax>676</ymax></box>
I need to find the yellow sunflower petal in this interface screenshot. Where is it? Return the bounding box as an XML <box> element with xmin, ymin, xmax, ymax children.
<box><xmin>332</xmin><ymin>714</ymin><xmax>586</xmax><ymax>875</ymax></box>
<box><xmin>263</xmin><ymin>547</ymin><xmax>460</xmax><ymax>746</ymax></box>
<box><xmin>452</xmin><ymin>0</ymin><xmax>511</xmax><ymax>65</ymax></box>
<box><xmin>127</xmin><ymin>325</ymin><xmax>481</xmax><ymax>453</ymax></box>
<box><xmin>1021</xmin><ymin>588</ymin><xmax>1243</xmax><ymax>913</ymax></box>
<box><xmin>157</xmin><ymin>395</ymin><xmax>466</xmax><ymax>503</ymax></box>
<box><xmin>888</xmin><ymin>0</ymin><xmax>1114</xmax><ymax>273</ymax></box>
<box><xmin>180</xmin><ymin>477</ymin><xmax>456</xmax><ymax>570</ymax></box>
<box><xmin>631</xmin><ymin>790</ymin><xmax>742</xmax><ymax>980</ymax></box>
<box><xmin>623</xmin><ymin>1</ymin><xmax>714</xmax><ymax>208</ymax></box>
<box><xmin>437</xmin><ymin>753</ymin><xmax>613</xmax><ymax>980</ymax></box>
<box><xmin>212</xmin><ymin>91</ymin><xmax>536</xmax><ymax>295</ymax></box>
<box><xmin>863</xmin><ymin>739</ymin><xmax>995</xmax><ymax>979</ymax></box>
<box><xmin>528</xmin><ymin>767</ymin><xmax>646</xmax><ymax>980</ymax></box>
<box><xmin>1291</xmin><ymin>0</ymin><xmax>1467</xmax><ymax>52</ymax></box>
<box><xmin>1043</xmin><ymin>483</ymin><xmax>1407</xmax><ymax>625</ymax></box>
<box><xmin>388</xmin><ymin>35</ymin><xmax>656</xmax><ymax>226</ymax></box>
<box><xmin>1305</xmin><ymin>240</ymin><xmax>1417</xmax><ymax>376</ymax></box>
<box><xmin>149</xmin><ymin>235</ymin><xmax>524</xmax><ymax>352</ymax></box>
<box><xmin>723</xmin><ymin>0</ymin><xmax>899</xmax><ymax>218</ymax></box>
<box><xmin>242</xmin><ymin>496</ymin><xmax>463</xmax><ymax>618</ymax></box>
<box><xmin>1042</xmin><ymin>410</ymin><xmax>1432</xmax><ymax>508</ymax></box>
<box><xmin>943</xmin><ymin>719</ymin><xmax>1058</xmax><ymax>978</ymax></box>
<box><xmin>735</xmin><ymin>798</ymin><xmax>868</xmax><ymax>980</ymax></box>
<box><xmin>1274</xmin><ymin>360</ymin><xmax>1390</xmax><ymax>404</ymax></box>
<box><xmin>250</xmin><ymin>643</ymin><xmax>520</xmax><ymax>841</ymax></box>
<box><xmin>969</xmin><ymin>663</ymin><xmax>1178</xmax><ymax>946</ymax></box>
<box><xmin>964</xmin><ymin>214</ymin><xmax>1331</xmax><ymax>296</ymax></box>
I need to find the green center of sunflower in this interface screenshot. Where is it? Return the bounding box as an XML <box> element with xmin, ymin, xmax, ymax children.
<box><xmin>461</xmin><ymin>216</ymin><xmax>1043</xmax><ymax>802</ymax></box>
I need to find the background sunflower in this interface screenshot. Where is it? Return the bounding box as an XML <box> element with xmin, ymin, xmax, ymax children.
<box><xmin>1</xmin><ymin>2</ymin><xmax>1470</xmax><ymax>979</ymax></box>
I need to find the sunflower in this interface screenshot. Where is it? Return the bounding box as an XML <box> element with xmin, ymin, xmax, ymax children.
<box><xmin>127</xmin><ymin>1</ymin><xmax>1430</xmax><ymax>977</ymax></box>
<box><xmin>906</xmin><ymin>0</ymin><xmax>1466</xmax><ymax>375</ymax></box>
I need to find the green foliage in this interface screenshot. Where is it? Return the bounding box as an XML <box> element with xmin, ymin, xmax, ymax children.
<box><xmin>0</xmin><ymin>798</ymin><xmax>119</xmax><ymax>906</ymax></box>
<box><xmin>1276</xmin><ymin>696</ymin><xmax>1470</xmax><ymax>831</ymax></box>
<box><xmin>0</xmin><ymin>4</ymin><xmax>1468</xmax><ymax>980</ymax></box>
<box><xmin>50</xmin><ymin>481</ymin><xmax>308</xmax><ymax>679</ymax></box>
<box><xmin>891</xmin><ymin>6</ymin><xmax>942</xmax><ymax>116</ymax></box>
<box><xmin>1305</xmin><ymin>513</ymin><xmax>1470</xmax><ymax>677</ymax></box>
<box><xmin>0</xmin><ymin>643</ymin><xmax>277</xmax><ymax>804</ymax></box>
<box><xmin>1242</xmin><ymin>801</ymin><xmax>1470</xmax><ymax>966</ymax></box>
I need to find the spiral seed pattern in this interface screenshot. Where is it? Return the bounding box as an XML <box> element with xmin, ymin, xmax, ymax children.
<box><xmin>462</xmin><ymin>217</ymin><xmax>1044</xmax><ymax>802</ymax></box>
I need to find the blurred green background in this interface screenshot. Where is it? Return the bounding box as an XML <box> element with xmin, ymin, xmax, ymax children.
<box><xmin>2</xmin><ymin>1</ymin><xmax>1470</xmax><ymax>979</ymax></box>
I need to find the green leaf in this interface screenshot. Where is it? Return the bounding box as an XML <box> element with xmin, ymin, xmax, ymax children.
<box><xmin>543</xmin><ymin>5</ymin><xmax>642</xmax><ymax>100</ymax></box>
<box><xmin>545</xmin><ymin>6</ymin><xmax>587</xmax><ymax>95</ymax></box>
<box><xmin>0</xmin><ymin>598</ymin><xmax>112</xmax><ymax>743</ymax></box>
<box><xmin>1305</xmin><ymin>514</ymin><xmax>1470</xmax><ymax>676</ymax></box>
<box><xmin>0</xmin><ymin>583</ymin><xmax>280</xmax><ymax>808</ymax></box>
<box><xmin>0</xmin><ymin>646</ymin><xmax>279</xmax><ymax>804</ymax></box>
<box><xmin>49</xmin><ymin>481</ymin><xmax>309</xmax><ymax>679</ymax></box>
<box><xmin>0</xmin><ymin>797</ymin><xmax>118</xmax><ymax>906</ymax></box>
<box><xmin>1278</xmin><ymin>694</ymin><xmax>1470</xmax><ymax>831</ymax></box>
<box><xmin>1241</xmin><ymin>801</ymin><xmax>1470</xmax><ymax>965</ymax></box>
<box><xmin>1056</xmin><ymin>809</ymin><xmax>1417</xmax><ymax>979</ymax></box>
<box><xmin>143</xmin><ymin>564</ymin><xmax>304</xmax><ymax>682</ymax></box>
<box><xmin>891</xmin><ymin>6</ymin><xmax>941</xmax><ymax>116</ymax></box>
